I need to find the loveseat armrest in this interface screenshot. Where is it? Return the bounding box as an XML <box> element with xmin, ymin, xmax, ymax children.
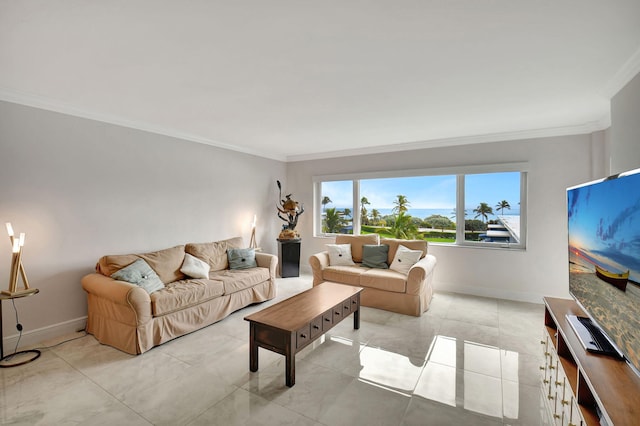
<box><xmin>255</xmin><ymin>252</ymin><xmax>278</xmax><ymax>282</ymax></box>
<box><xmin>81</xmin><ymin>273</ymin><xmax>152</xmax><ymax>325</ymax></box>
<box><xmin>309</xmin><ymin>251</ymin><xmax>330</xmax><ymax>286</ymax></box>
<box><xmin>406</xmin><ymin>254</ymin><xmax>437</xmax><ymax>296</ymax></box>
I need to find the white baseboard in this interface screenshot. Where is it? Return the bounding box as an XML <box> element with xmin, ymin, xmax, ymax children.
<box><xmin>433</xmin><ymin>280</ymin><xmax>544</xmax><ymax>305</ymax></box>
<box><xmin>2</xmin><ymin>316</ymin><xmax>87</xmax><ymax>352</ymax></box>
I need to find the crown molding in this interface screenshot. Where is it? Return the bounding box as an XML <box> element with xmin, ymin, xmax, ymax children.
<box><xmin>603</xmin><ymin>46</ymin><xmax>640</xmax><ymax>98</ymax></box>
<box><xmin>1</xmin><ymin>88</ymin><xmax>612</xmax><ymax>164</ymax></box>
<box><xmin>0</xmin><ymin>89</ymin><xmax>286</xmax><ymax>162</ymax></box>
<box><xmin>286</xmin><ymin>116</ymin><xmax>612</xmax><ymax>162</ymax></box>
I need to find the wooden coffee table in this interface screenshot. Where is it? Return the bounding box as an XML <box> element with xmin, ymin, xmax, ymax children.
<box><xmin>244</xmin><ymin>282</ymin><xmax>363</xmax><ymax>387</ymax></box>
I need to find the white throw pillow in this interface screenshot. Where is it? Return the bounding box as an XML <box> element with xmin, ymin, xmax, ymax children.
<box><xmin>326</xmin><ymin>244</ymin><xmax>356</xmax><ymax>266</ymax></box>
<box><xmin>180</xmin><ymin>253</ymin><xmax>211</xmax><ymax>279</ymax></box>
<box><xmin>389</xmin><ymin>245</ymin><xmax>422</xmax><ymax>275</ymax></box>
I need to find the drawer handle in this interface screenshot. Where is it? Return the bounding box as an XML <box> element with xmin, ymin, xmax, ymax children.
<box><xmin>539</xmin><ymin>366</ymin><xmax>546</xmax><ymax>371</ymax></box>
<box><xmin>561</xmin><ymin>399</ymin><xmax>569</xmax><ymax>406</ymax></box>
<box><xmin>352</xmin><ymin>300</ymin><xmax>357</xmax><ymax>304</ymax></box>
<box><xmin>313</xmin><ymin>325</ymin><xmax>319</xmax><ymax>330</ymax></box>
<box><xmin>544</xmin><ymin>351</ymin><xmax>550</xmax><ymax>356</ymax></box>
<box><xmin>300</xmin><ymin>334</ymin><xmax>307</xmax><ymax>338</ymax></box>
<box><xmin>324</xmin><ymin>318</ymin><xmax>331</xmax><ymax>322</ymax></box>
<box><xmin>548</xmin><ymin>395</ymin><xmax>554</xmax><ymax>401</ymax></box>
<box><xmin>549</xmin><ymin>365</ymin><xmax>555</xmax><ymax>370</ymax></box>
<box><xmin>335</xmin><ymin>311</ymin><xmax>341</xmax><ymax>315</ymax></box>
<box><xmin>540</xmin><ymin>340</ymin><xmax>546</xmax><ymax>344</ymax></box>
<box><xmin>555</xmin><ymin>381</ymin><xmax>562</xmax><ymax>386</ymax></box>
<box><xmin>553</xmin><ymin>414</ymin><xmax>561</xmax><ymax>419</ymax></box>
<box><xmin>543</xmin><ymin>379</ymin><xmax>549</xmax><ymax>384</ymax></box>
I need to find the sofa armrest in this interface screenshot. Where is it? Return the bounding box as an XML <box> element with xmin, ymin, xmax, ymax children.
<box><xmin>81</xmin><ymin>273</ymin><xmax>152</xmax><ymax>325</ymax></box>
<box><xmin>255</xmin><ymin>252</ymin><xmax>278</xmax><ymax>282</ymax></box>
<box><xmin>309</xmin><ymin>251</ymin><xmax>330</xmax><ymax>286</ymax></box>
<box><xmin>406</xmin><ymin>254</ymin><xmax>437</xmax><ymax>295</ymax></box>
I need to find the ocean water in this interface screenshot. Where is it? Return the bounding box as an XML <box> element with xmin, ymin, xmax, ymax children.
<box><xmin>336</xmin><ymin>207</ymin><xmax>520</xmax><ymax>223</ymax></box>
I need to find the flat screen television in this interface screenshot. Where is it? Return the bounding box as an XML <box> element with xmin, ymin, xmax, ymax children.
<box><xmin>567</xmin><ymin>167</ymin><xmax>640</xmax><ymax>374</ymax></box>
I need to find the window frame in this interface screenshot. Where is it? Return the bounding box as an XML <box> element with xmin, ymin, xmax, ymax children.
<box><xmin>313</xmin><ymin>162</ymin><xmax>528</xmax><ymax>250</ymax></box>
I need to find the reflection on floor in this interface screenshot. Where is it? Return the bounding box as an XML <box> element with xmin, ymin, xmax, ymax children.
<box><xmin>0</xmin><ymin>276</ymin><xmax>548</xmax><ymax>425</ymax></box>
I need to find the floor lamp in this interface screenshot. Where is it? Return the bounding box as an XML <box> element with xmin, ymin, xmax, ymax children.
<box><xmin>249</xmin><ymin>215</ymin><xmax>258</xmax><ymax>249</ymax></box>
<box><xmin>1</xmin><ymin>222</ymin><xmax>41</xmax><ymax>367</ymax></box>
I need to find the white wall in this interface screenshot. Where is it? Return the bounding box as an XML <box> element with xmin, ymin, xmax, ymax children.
<box><xmin>287</xmin><ymin>133</ymin><xmax>607</xmax><ymax>303</ymax></box>
<box><xmin>0</xmin><ymin>101</ymin><xmax>286</xmax><ymax>347</ymax></box>
<box><xmin>611</xmin><ymin>71</ymin><xmax>640</xmax><ymax>174</ymax></box>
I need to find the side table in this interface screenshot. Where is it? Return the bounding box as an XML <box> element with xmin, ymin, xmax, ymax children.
<box><xmin>277</xmin><ymin>239</ymin><xmax>301</xmax><ymax>278</ymax></box>
<box><xmin>0</xmin><ymin>289</ymin><xmax>41</xmax><ymax>368</ymax></box>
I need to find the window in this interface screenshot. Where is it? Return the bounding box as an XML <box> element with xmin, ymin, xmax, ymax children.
<box><xmin>318</xmin><ymin>180</ymin><xmax>354</xmax><ymax>234</ymax></box>
<box><xmin>314</xmin><ymin>165</ymin><xmax>526</xmax><ymax>249</ymax></box>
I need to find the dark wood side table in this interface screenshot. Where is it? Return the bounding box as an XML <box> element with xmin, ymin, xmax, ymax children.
<box><xmin>277</xmin><ymin>239</ymin><xmax>301</xmax><ymax>278</ymax></box>
<box><xmin>0</xmin><ymin>289</ymin><xmax>41</xmax><ymax>368</ymax></box>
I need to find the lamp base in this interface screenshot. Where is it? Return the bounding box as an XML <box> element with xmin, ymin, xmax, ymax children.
<box><xmin>0</xmin><ymin>349</ymin><xmax>41</xmax><ymax>368</ymax></box>
<box><xmin>1</xmin><ymin>288</ymin><xmax>38</xmax><ymax>297</ymax></box>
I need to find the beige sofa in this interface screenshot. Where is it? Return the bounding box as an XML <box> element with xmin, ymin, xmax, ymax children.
<box><xmin>309</xmin><ymin>234</ymin><xmax>436</xmax><ymax>316</ymax></box>
<box><xmin>81</xmin><ymin>237</ymin><xmax>276</xmax><ymax>354</ymax></box>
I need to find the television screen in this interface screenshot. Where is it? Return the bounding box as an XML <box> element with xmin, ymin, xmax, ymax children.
<box><xmin>568</xmin><ymin>168</ymin><xmax>640</xmax><ymax>373</ymax></box>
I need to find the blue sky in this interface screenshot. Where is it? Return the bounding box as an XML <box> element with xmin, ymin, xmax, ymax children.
<box><xmin>322</xmin><ymin>172</ymin><xmax>521</xmax><ymax>213</ymax></box>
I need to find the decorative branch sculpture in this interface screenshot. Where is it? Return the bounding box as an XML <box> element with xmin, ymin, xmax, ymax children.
<box><xmin>276</xmin><ymin>180</ymin><xmax>304</xmax><ymax>240</ymax></box>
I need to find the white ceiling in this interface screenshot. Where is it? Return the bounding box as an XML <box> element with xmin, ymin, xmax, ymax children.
<box><xmin>2</xmin><ymin>1</ymin><xmax>640</xmax><ymax>161</ymax></box>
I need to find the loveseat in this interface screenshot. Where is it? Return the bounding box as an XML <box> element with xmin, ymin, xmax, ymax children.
<box><xmin>81</xmin><ymin>237</ymin><xmax>276</xmax><ymax>354</ymax></box>
<box><xmin>309</xmin><ymin>234</ymin><xmax>436</xmax><ymax>316</ymax></box>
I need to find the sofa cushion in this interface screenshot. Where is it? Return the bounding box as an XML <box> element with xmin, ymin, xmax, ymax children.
<box><xmin>151</xmin><ymin>279</ymin><xmax>225</xmax><ymax>316</ymax></box>
<box><xmin>228</xmin><ymin>248</ymin><xmax>257</xmax><ymax>270</ymax></box>
<box><xmin>111</xmin><ymin>258</ymin><xmax>165</xmax><ymax>294</ymax></box>
<box><xmin>180</xmin><ymin>253</ymin><xmax>210</xmax><ymax>279</ymax></box>
<box><xmin>360</xmin><ymin>269</ymin><xmax>408</xmax><ymax>293</ymax></box>
<box><xmin>210</xmin><ymin>268</ymin><xmax>270</xmax><ymax>294</ymax></box>
<box><xmin>185</xmin><ymin>237</ymin><xmax>244</xmax><ymax>272</ymax></box>
<box><xmin>97</xmin><ymin>245</ymin><xmax>187</xmax><ymax>284</ymax></box>
<box><xmin>327</xmin><ymin>244</ymin><xmax>356</xmax><ymax>266</ymax></box>
<box><xmin>381</xmin><ymin>238</ymin><xmax>427</xmax><ymax>265</ymax></box>
<box><xmin>322</xmin><ymin>265</ymin><xmax>366</xmax><ymax>286</ymax></box>
<box><xmin>361</xmin><ymin>244</ymin><xmax>389</xmax><ymax>269</ymax></box>
<box><xmin>389</xmin><ymin>245</ymin><xmax>423</xmax><ymax>275</ymax></box>
<box><xmin>335</xmin><ymin>234</ymin><xmax>380</xmax><ymax>263</ymax></box>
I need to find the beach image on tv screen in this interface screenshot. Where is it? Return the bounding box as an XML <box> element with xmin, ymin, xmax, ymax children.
<box><xmin>568</xmin><ymin>170</ymin><xmax>640</xmax><ymax>372</ymax></box>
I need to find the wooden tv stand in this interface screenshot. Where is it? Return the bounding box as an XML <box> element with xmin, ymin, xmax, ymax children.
<box><xmin>542</xmin><ymin>297</ymin><xmax>640</xmax><ymax>426</ymax></box>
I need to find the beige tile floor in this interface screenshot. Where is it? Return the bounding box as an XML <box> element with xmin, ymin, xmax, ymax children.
<box><xmin>0</xmin><ymin>276</ymin><xmax>549</xmax><ymax>425</ymax></box>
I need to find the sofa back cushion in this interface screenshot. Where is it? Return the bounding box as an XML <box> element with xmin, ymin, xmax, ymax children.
<box><xmin>97</xmin><ymin>245</ymin><xmax>187</xmax><ymax>284</ymax></box>
<box><xmin>185</xmin><ymin>237</ymin><xmax>244</xmax><ymax>272</ymax></box>
<box><xmin>381</xmin><ymin>238</ymin><xmax>427</xmax><ymax>265</ymax></box>
<box><xmin>335</xmin><ymin>234</ymin><xmax>379</xmax><ymax>263</ymax></box>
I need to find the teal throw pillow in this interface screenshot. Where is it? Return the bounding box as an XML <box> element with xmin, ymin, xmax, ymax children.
<box><xmin>228</xmin><ymin>248</ymin><xmax>257</xmax><ymax>270</ymax></box>
<box><xmin>361</xmin><ymin>244</ymin><xmax>389</xmax><ymax>269</ymax></box>
<box><xmin>111</xmin><ymin>258</ymin><xmax>165</xmax><ymax>294</ymax></box>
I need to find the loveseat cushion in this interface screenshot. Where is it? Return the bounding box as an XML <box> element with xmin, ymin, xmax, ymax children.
<box><xmin>361</xmin><ymin>269</ymin><xmax>408</xmax><ymax>293</ymax></box>
<box><xmin>151</xmin><ymin>279</ymin><xmax>225</xmax><ymax>316</ymax></box>
<box><xmin>335</xmin><ymin>234</ymin><xmax>380</xmax><ymax>262</ymax></box>
<box><xmin>97</xmin><ymin>245</ymin><xmax>187</xmax><ymax>284</ymax></box>
<box><xmin>322</xmin><ymin>265</ymin><xmax>366</xmax><ymax>286</ymax></box>
<box><xmin>185</xmin><ymin>237</ymin><xmax>244</xmax><ymax>272</ymax></box>
<box><xmin>381</xmin><ymin>238</ymin><xmax>427</xmax><ymax>265</ymax></box>
<box><xmin>210</xmin><ymin>268</ymin><xmax>270</xmax><ymax>294</ymax></box>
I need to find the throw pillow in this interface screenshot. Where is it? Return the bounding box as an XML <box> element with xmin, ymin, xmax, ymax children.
<box><xmin>389</xmin><ymin>244</ymin><xmax>423</xmax><ymax>275</ymax></box>
<box><xmin>228</xmin><ymin>248</ymin><xmax>257</xmax><ymax>270</ymax></box>
<box><xmin>180</xmin><ymin>253</ymin><xmax>210</xmax><ymax>279</ymax></box>
<box><xmin>326</xmin><ymin>244</ymin><xmax>356</xmax><ymax>266</ymax></box>
<box><xmin>361</xmin><ymin>244</ymin><xmax>389</xmax><ymax>269</ymax></box>
<box><xmin>111</xmin><ymin>258</ymin><xmax>165</xmax><ymax>294</ymax></box>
